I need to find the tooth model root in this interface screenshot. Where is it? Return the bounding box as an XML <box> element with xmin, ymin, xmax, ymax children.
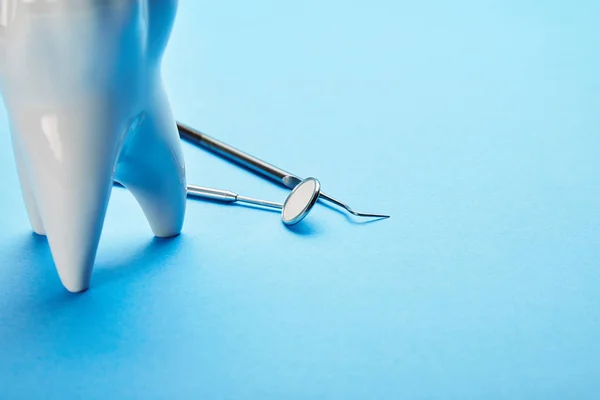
<box><xmin>9</xmin><ymin>106</ymin><xmax>121</xmax><ymax>293</ymax></box>
<box><xmin>11</xmin><ymin>133</ymin><xmax>45</xmax><ymax>236</ymax></box>
<box><xmin>0</xmin><ymin>0</ymin><xmax>185</xmax><ymax>292</ymax></box>
<box><xmin>116</xmin><ymin>89</ymin><xmax>186</xmax><ymax>239</ymax></box>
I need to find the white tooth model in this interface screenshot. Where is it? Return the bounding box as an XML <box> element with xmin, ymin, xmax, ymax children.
<box><xmin>0</xmin><ymin>0</ymin><xmax>187</xmax><ymax>292</ymax></box>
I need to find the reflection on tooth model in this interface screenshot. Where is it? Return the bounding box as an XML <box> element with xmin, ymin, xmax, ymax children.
<box><xmin>0</xmin><ymin>0</ymin><xmax>186</xmax><ymax>292</ymax></box>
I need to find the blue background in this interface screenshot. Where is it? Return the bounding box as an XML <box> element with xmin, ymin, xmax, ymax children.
<box><xmin>1</xmin><ymin>0</ymin><xmax>599</xmax><ymax>398</ymax></box>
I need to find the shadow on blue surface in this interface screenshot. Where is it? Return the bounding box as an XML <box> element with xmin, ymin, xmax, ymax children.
<box><xmin>93</xmin><ymin>235</ymin><xmax>184</xmax><ymax>288</ymax></box>
<box><xmin>191</xmin><ymin>196</ymin><xmax>324</xmax><ymax>236</ymax></box>
<box><xmin>0</xmin><ymin>233</ymin><xmax>190</xmax><ymax>368</ymax></box>
<box><xmin>285</xmin><ymin>219</ymin><xmax>321</xmax><ymax>236</ymax></box>
<box><xmin>1</xmin><ymin>232</ymin><xmax>186</xmax><ymax>304</ymax></box>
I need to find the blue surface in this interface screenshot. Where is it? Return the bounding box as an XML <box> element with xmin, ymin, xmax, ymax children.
<box><xmin>1</xmin><ymin>1</ymin><xmax>600</xmax><ymax>398</ymax></box>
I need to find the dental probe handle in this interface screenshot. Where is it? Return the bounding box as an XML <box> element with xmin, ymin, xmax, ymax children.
<box><xmin>178</xmin><ymin>122</ymin><xmax>302</xmax><ymax>190</ymax></box>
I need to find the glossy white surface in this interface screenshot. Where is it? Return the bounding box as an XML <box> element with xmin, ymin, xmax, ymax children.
<box><xmin>0</xmin><ymin>0</ymin><xmax>186</xmax><ymax>292</ymax></box>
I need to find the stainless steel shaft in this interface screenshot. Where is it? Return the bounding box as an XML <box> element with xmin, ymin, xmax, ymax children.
<box><xmin>187</xmin><ymin>184</ymin><xmax>282</xmax><ymax>209</ymax></box>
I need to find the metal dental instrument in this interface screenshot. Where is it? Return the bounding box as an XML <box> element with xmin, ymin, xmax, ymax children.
<box><xmin>187</xmin><ymin>177</ymin><xmax>321</xmax><ymax>226</ymax></box>
<box><xmin>177</xmin><ymin>122</ymin><xmax>390</xmax><ymax>220</ymax></box>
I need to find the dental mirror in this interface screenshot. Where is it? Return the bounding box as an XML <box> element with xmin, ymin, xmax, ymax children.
<box><xmin>186</xmin><ymin>177</ymin><xmax>321</xmax><ymax>226</ymax></box>
<box><xmin>281</xmin><ymin>177</ymin><xmax>321</xmax><ymax>225</ymax></box>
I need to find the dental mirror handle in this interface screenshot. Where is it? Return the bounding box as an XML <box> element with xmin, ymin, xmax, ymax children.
<box><xmin>187</xmin><ymin>184</ymin><xmax>282</xmax><ymax>210</ymax></box>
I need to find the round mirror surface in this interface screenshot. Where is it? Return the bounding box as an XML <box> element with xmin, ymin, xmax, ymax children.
<box><xmin>282</xmin><ymin>178</ymin><xmax>321</xmax><ymax>225</ymax></box>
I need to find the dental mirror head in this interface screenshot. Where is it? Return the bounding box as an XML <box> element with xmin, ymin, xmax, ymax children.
<box><xmin>281</xmin><ymin>177</ymin><xmax>321</xmax><ymax>225</ymax></box>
